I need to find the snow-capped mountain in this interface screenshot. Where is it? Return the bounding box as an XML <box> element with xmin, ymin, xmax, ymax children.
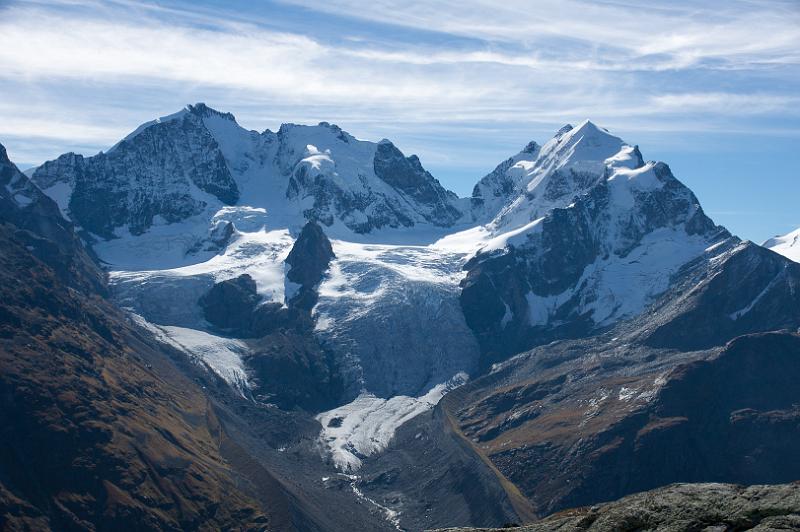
<box><xmin>764</xmin><ymin>227</ymin><xmax>800</xmax><ymax>263</ymax></box>
<box><xmin>31</xmin><ymin>103</ymin><xmax>466</xmax><ymax>262</ymax></box>
<box><xmin>24</xmin><ymin>109</ymin><xmax>800</xmax><ymax>498</ymax></box>
<box><xmin>8</xmin><ymin>110</ymin><xmax>800</xmax><ymax>531</ymax></box>
<box><xmin>460</xmin><ymin>120</ymin><xmax>733</xmax><ymax>363</ymax></box>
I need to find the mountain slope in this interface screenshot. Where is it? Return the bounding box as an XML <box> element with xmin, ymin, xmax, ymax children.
<box><xmin>764</xmin><ymin>226</ymin><xmax>800</xmax><ymax>263</ymax></box>
<box><xmin>0</xmin><ymin>144</ymin><xmax>270</xmax><ymax>529</ymax></box>
<box><xmin>444</xmin><ymin>329</ymin><xmax>800</xmax><ymax>517</ymax></box>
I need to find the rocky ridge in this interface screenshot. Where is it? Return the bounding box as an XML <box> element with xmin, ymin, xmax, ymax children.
<box><xmin>31</xmin><ymin>103</ymin><xmax>466</xmax><ymax>245</ymax></box>
<box><xmin>431</xmin><ymin>482</ymin><xmax>800</xmax><ymax>531</ymax></box>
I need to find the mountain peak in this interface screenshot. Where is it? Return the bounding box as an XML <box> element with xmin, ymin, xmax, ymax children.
<box><xmin>548</xmin><ymin>119</ymin><xmax>625</xmax><ymax>163</ymax></box>
<box><xmin>110</xmin><ymin>103</ymin><xmax>238</xmax><ymax>153</ymax></box>
<box><xmin>186</xmin><ymin>102</ymin><xmax>236</xmax><ymax>122</ymax></box>
<box><xmin>559</xmin><ymin>119</ymin><xmax>615</xmax><ymax>142</ymax></box>
<box><xmin>573</xmin><ymin>118</ymin><xmax>600</xmax><ymax>131</ymax></box>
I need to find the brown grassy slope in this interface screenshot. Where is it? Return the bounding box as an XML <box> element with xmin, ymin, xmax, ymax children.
<box><xmin>0</xmin><ymin>223</ymin><xmax>279</xmax><ymax>530</ymax></box>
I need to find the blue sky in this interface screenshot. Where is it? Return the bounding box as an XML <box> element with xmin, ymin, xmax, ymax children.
<box><xmin>1</xmin><ymin>0</ymin><xmax>798</xmax><ymax>242</ymax></box>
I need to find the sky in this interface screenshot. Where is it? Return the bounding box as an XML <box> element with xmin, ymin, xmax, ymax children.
<box><xmin>0</xmin><ymin>0</ymin><xmax>798</xmax><ymax>242</ymax></box>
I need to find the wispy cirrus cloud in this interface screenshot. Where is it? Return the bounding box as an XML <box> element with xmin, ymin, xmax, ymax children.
<box><xmin>0</xmin><ymin>0</ymin><xmax>798</xmax><ymax>205</ymax></box>
<box><xmin>278</xmin><ymin>0</ymin><xmax>800</xmax><ymax>69</ymax></box>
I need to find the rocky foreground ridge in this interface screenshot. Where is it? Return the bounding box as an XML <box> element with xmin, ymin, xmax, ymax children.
<box><xmin>431</xmin><ymin>482</ymin><xmax>800</xmax><ymax>532</ymax></box>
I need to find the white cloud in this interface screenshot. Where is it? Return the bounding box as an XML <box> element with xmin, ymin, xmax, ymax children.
<box><xmin>0</xmin><ymin>5</ymin><xmax>499</xmax><ymax>106</ymax></box>
<box><xmin>279</xmin><ymin>0</ymin><xmax>800</xmax><ymax>69</ymax></box>
<box><xmin>650</xmin><ymin>92</ymin><xmax>800</xmax><ymax>115</ymax></box>
<box><xmin>0</xmin><ymin>0</ymin><xmax>798</xmax><ymax>171</ymax></box>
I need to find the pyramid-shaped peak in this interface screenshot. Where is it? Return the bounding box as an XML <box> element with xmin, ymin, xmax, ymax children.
<box><xmin>554</xmin><ymin>119</ymin><xmax>624</xmax><ymax>151</ymax></box>
<box><xmin>568</xmin><ymin>119</ymin><xmax>613</xmax><ymax>137</ymax></box>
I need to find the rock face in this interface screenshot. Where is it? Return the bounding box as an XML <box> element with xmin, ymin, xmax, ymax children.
<box><xmin>199</xmin><ymin>273</ymin><xmax>262</xmax><ymax>330</ymax></box>
<box><xmin>0</xmin><ymin>142</ymin><xmax>104</xmax><ymax>293</ymax></box>
<box><xmin>247</xmin><ymin>330</ymin><xmax>344</xmax><ymax>411</ymax></box>
<box><xmin>470</xmin><ymin>140</ymin><xmax>540</xmax><ymax>223</ymax></box>
<box><xmin>198</xmin><ymin>273</ymin><xmax>292</xmax><ymax>337</ymax></box>
<box><xmin>373</xmin><ymin>139</ymin><xmax>463</xmax><ymax>228</ymax></box>
<box><xmin>32</xmin><ymin>104</ymin><xmax>239</xmax><ymax>238</ymax></box>
<box><xmin>433</xmin><ymin>482</ymin><xmax>800</xmax><ymax>531</ymax></box>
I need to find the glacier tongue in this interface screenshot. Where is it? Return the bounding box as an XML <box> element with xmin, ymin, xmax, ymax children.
<box><xmin>316</xmin><ymin>372</ymin><xmax>468</xmax><ymax>471</ymax></box>
<box><xmin>130</xmin><ymin>314</ymin><xmax>251</xmax><ymax>395</ymax></box>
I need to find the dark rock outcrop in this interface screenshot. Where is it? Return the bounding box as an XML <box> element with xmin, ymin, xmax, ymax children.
<box><xmin>199</xmin><ymin>273</ymin><xmax>261</xmax><ymax>330</ymax></box>
<box><xmin>285</xmin><ymin>221</ymin><xmax>335</xmax><ymax>310</ymax></box>
<box><xmin>31</xmin><ymin>104</ymin><xmax>239</xmax><ymax>237</ymax></box>
<box><xmin>195</xmin><ymin>224</ymin><xmax>343</xmax><ymax>410</ymax></box>
<box><xmin>373</xmin><ymin>139</ymin><xmax>462</xmax><ymax>227</ymax></box>
<box><xmin>247</xmin><ymin>329</ymin><xmax>344</xmax><ymax>411</ymax></box>
<box><xmin>198</xmin><ymin>274</ymin><xmax>293</xmax><ymax>337</ymax></box>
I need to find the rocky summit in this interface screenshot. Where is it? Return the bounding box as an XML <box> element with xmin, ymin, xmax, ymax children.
<box><xmin>3</xmin><ymin>108</ymin><xmax>800</xmax><ymax>531</ymax></box>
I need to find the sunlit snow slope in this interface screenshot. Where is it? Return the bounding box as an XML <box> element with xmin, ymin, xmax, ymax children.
<box><xmin>764</xmin><ymin>227</ymin><xmax>800</xmax><ymax>263</ymax></box>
